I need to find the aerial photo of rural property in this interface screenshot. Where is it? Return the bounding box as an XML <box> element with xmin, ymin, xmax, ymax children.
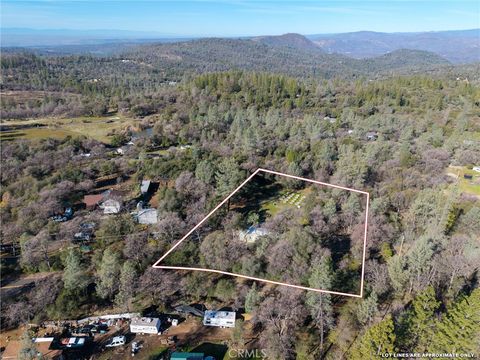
<box><xmin>0</xmin><ymin>1</ymin><xmax>479</xmax><ymax>359</ymax></box>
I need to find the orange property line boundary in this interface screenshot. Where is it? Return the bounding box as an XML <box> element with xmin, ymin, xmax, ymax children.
<box><xmin>152</xmin><ymin>168</ymin><xmax>370</xmax><ymax>298</ymax></box>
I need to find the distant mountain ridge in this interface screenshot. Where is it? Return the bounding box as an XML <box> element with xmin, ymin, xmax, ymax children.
<box><xmin>2</xmin><ymin>28</ymin><xmax>478</xmax><ymax>64</ymax></box>
<box><xmin>308</xmin><ymin>29</ymin><xmax>480</xmax><ymax>64</ymax></box>
<box><xmin>123</xmin><ymin>36</ymin><xmax>450</xmax><ymax>79</ymax></box>
<box><xmin>252</xmin><ymin>33</ymin><xmax>322</xmax><ymax>52</ymax></box>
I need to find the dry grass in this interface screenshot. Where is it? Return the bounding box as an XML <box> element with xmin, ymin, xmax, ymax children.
<box><xmin>0</xmin><ymin>115</ymin><xmax>138</xmax><ymax>144</ymax></box>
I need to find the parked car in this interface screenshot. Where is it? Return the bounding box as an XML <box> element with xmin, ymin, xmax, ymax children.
<box><xmin>74</xmin><ymin>325</ymin><xmax>94</xmax><ymax>336</ymax></box>
<box><xmin>51</xmin><ymin>207</ymin><xmax>74</xmax><ymax>222</ymax></box>
<box><xmin>73</xmin><ymin>232</ymin><xmax>92</xmax><ymax>243</ymax></box>
<box><xmin>105</xmin><ymin>335</ymin><xmax>126</xmax><ymax>348</ymax></box>
<box><xmin>91</xmin><ymin>323</ymin><xmax>109</xmax><ymax>334</ymax></box>
<box><xmin>80</xmin><ymin>222</ymin><xmax>96</xmax><ymax>231</ymax></box>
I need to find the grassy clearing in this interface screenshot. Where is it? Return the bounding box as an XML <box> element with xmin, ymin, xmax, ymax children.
<box><xmin>0</xmin><ymin>115</ymin><xmax>137</xmax><ymax>144</ymax></box>
<box><xmin>260</xmin><ymin>186</ymin><xmax>312</xmax><ymax>217</ymax></box>
<box><xmin>447</xmin><ymin>166</ymin><xmax>480</xmax><ymax>197</ymax></box>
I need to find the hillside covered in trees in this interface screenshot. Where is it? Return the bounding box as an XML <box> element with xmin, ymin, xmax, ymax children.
<box><xmin>0</xmin><ymin>35</ymin><xmax>461</xmax><ymax>120</ymax></box>
<box><xmin>1</xmin><ymin>40</ymin><xmax>480</xmax><ymax>359</ymax></box>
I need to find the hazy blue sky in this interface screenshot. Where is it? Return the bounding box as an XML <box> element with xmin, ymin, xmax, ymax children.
<box><xmin>1</xmin><ymin>0</ymin><xmax>479</xmax><ymax>36</ymax></box>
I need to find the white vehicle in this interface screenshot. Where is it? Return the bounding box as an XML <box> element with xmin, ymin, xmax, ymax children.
<box><xmin>105</xmin><ymin>335</ymin><xmax>126</xmax><ymax>348</ymax></box>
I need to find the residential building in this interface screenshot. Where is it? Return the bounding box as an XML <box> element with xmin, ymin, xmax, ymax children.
<box><xmin>130</xmin><ymin>317</ymin><xmax>161</xmax><ymax>334</ymax></box>
<box><xmin>203</xmin><ymin>310</ymin><xmax>236</xmax><ymax>328</ymax></box>
<box><xmin>137</xmin><ymin>208</ymin><xmax>158</xmax><ymax>224</ymax></box>
<box><xmin>239</xmin><ymin>226</ymin><xmax>269</xmax><ymax>243</ymax></box>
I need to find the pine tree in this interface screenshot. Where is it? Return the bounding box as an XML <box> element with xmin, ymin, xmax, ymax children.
<box><xmin>356</xmin><ymin>292</ymin><xmax>378</xmax><ymax>326</ymax></box>
<box><xmin>96</xmin><ymin>248</ymin><xmax>121</xmax><ymax>301</ymax></box>
<box><xmin>306</xmin><ymin>256</ymin><xmax>334</xmax><ymax>354</ymax></box>
<box><xmin>215</xmin><ymin>158</ymin><xmax>245</xmax><ymax>210</ymax></box>
<box><xmin>245</xmin><ymin>283</ymin><xmax>260</xmax><ymax>313</ymax></box>
<box><xmin>430</xmin><ymin>289</ymin><xmax>480</xmax><ymax>353</ymax></box>
<box><xmin>115</xmin><ymin>261</ymin><xmax>137</xmax><ymax>311</ymax></box>
<box><xmin>62</xmin><ymin>248</ymin><xmax>89</xmax><ymax>294</ymax></box>
<box><xmin>398</xmin><ymin>286</ymin><xmax>440</xmax><ymax>351</ymax></box>
<box><xmin>349</xmin><ymin>315</ymin><xmax>396</xmax><ymax>360</ymax></box>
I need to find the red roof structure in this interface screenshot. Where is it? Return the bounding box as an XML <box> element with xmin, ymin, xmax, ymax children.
<box><xmin>83</xmin><ymin>194</ymin><xmax>104</xmax><ymax>208</ymax></box>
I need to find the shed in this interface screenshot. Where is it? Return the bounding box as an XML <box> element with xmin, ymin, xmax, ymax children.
<box><xmin>171</xmin><ymin>352</ymin><xmax>204</xmax><ymax>360</ymax></box>
<box><xmin>366</xmin><ymin>131</ymin><xmax>378</xmax><ymax>141</ymax></box>
<box><xmin>140</xmin><ymin>180</ymin><xmax>151</xmax><ymax>194</ymax></box>
<box><xmin>137</xmin><ymin>208</ymin><xmax>158</xmax><ymax>224</ymax></box>
<box><xmin>174</xmin><ymin>305</ymin><xmax>205</xmax><ymax>317</ymax></box>
<box><xmin>203</xmin><ymin>310</ymin><xmax>236</xmax><ymax>328</ymax></box>
<box><xmin>100</xmin><ymin>199</ymin><xmax>121</xmax><ymax>214</ymax></box>
<box><xmin>130</xmin><ymin>317</ymin><xmax>161</xmax><ymax>334</ymax></box>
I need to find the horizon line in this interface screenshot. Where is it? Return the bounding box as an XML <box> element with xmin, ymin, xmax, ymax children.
<box><xmin>1</xmin><ymin>27</ymin><xmax>478</xmax><ymax>39</ymax></box>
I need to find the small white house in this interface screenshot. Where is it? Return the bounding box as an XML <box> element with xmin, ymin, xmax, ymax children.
<box><xmin>130</xmin><ymin>317</ymin><xmax>161</xmax><ymax>334</ymax></box>
<box><xmin>203</xmin><ymin>310</ymin><xmax>235</xmax><ymax>328</ymax></box>
<box><xmin>100</xmin><ymin>199</ymin><xmax>121</xmax><ymax>214</ymax></box>
<box><xmin>137</xmin><ymin>208</ymin><xmax>158</xmax><ymax>224</ymax></box>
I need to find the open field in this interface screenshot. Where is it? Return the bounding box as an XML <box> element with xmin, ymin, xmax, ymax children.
<box><xmin>447</xmin><ymin>165</ymin><xmax>480</xmax><ymax>197</ymax></box>
<box><xmin>0</xmin><ymin>115</ymin><xmax>138</xmax><ymax>143</ymax></box>
<box><xmin>260</xmin><ymin>187</ymin><xmax>312</xmax><ymax>220</ymax></box>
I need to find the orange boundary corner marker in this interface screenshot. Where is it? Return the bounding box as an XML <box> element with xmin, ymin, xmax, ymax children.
<box><xmin>152</xmin><ymin>168</ymin><xmax>370</xmax><ymax>298</ymax></box>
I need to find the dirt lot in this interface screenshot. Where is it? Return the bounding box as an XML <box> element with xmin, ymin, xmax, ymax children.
<box><xmin>1</xmin><ymin>315</ymin><xmax>256</xmax><ymax>360</ymax></box>
<box><xmin>94</xmin><ymin>316</ymin><xmax>251</xmax><ymax>360</ymax></box>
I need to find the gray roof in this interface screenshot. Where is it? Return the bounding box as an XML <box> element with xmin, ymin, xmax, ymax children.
<box><xmin>130</xmin><ymin>317</ymin><xmax>160</xmax><ymax>327</ymax></box>
<box><xmin>140</xmin><ymin>180</ymin><xmax>151</xmax><ymax>194</ymax></box>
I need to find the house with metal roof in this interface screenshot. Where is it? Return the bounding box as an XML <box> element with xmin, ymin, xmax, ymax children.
<box><xmin>130</xmin><ymin>317</ymin><xmax>161</xmax><ymax>334</ymax></box>
<box><xmin>137</xmin><ymin>208</ymin><xmax>158</xmax><ymax>224</ymax></box>
<box><xmin>239</xmin><ymin>226</ymin><xmax>269</xmax><ymax>243</ymax></box>
<box><xmin>203</xmin><ymin>310</ymin><xmax>236</xmax><ymax>328</ymax></box>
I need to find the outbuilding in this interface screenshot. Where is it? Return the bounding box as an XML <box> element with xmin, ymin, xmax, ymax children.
<box><xmin>140</xmin><ymin>180</ymin><xmax>151</xmax><ymax>194</ymax></box>
<box><xmin>100</xmin><ymin>199</ymin><xmax>121</xmax><ymax>214</ymax></box>
<box><xmin>130</xmin><ymin>317</ymin><xmax>161</xmax><ymax>334</ymax></box>
<box><xmin>366</xmin><ymin>131</ymin><xmax>378</xmax><ymax>141</ymax></box>
<box><xmin>137</xmin><ymin>208</ymin><xmax>158</xmax><ymax>224</ymax></box>
<box><xmin>203</xmin><ymin>310</ymin><xmax>235</xmax><ymax>328</ymax></box>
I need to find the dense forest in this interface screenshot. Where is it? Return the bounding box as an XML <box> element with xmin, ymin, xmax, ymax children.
<box><xmin>1</xmin><ymin>39</ymin><xmax>480</xmax><ymax>359</ymax></box>
<box><xmin>0</xmin><ymin>34</ymin><xmax>466</xmax><ymax>120</ymax></box>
